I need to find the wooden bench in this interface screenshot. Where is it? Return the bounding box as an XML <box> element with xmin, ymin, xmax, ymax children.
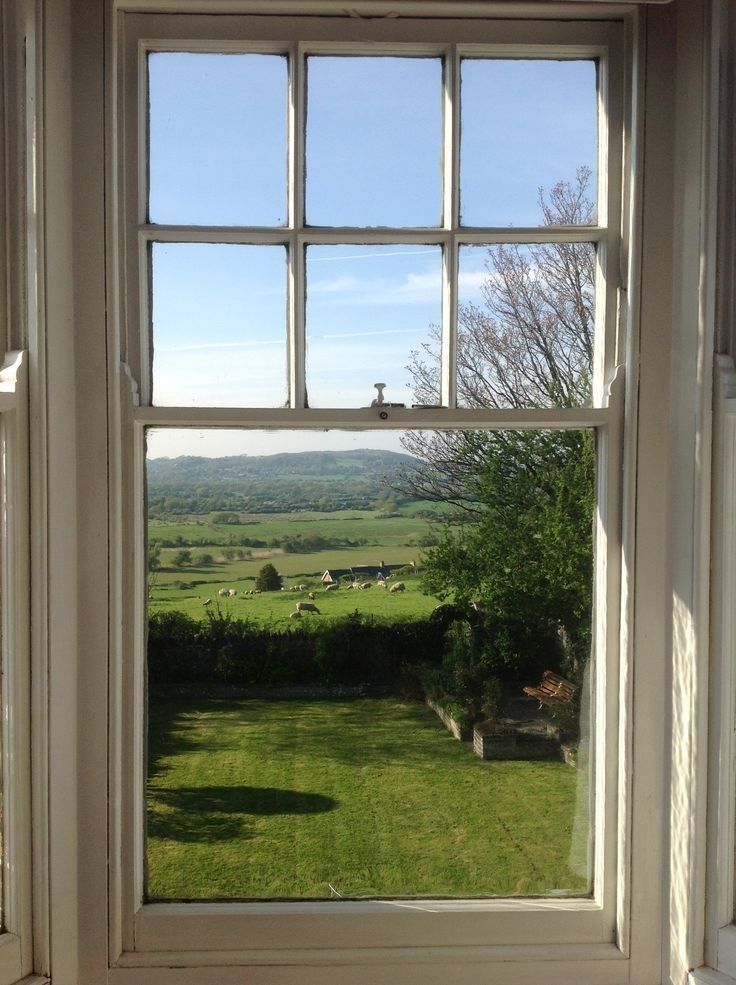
<box><xmin>523</xmin><ymin>671</ymin><xmax>576</xmax><ymax>708</ymax></box>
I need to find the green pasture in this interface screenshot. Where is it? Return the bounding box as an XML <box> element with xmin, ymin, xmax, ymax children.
<box><xmin>149</xmin><ymin>567</ymin><xmax>436</xmax><ymax>624</ymax></box>
<box><xmin>147</xmin><ymin>507</ymin><xmax>445</xmax><ymax>624</ymax></box>
<box><xmin>148</xmin><ymin>509</ymin><xmax>439</xmax><ymax>549</ymax></box>
<box><xmin>156</xmin><ymin>544</ymin><xmax>416</xmax><ymax>577</ymax></box>
<box><xmin>147</xmin><ymin>696</ymin><xmax>589</xmax><ymax>900</ymax></box>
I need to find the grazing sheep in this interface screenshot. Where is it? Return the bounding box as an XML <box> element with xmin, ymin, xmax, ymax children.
<box><xmin>325</xmin><ymin>583</ymin><xmax>339</xmax><ymax>592</ymax></box>
<box><xmin>227</xmin><ymin>589</ymin><xmax>237</xmax><ymax>597</ymax></box>
<box><xmin>296</xmin><ymin>602</ymin><xmax>320</xmax><ymax>613</ymax></box>
<box><xmin>217</xmin><ymin>588</ymin><xmax>228</xmax><ymax>597</ymax></box>
<box><xmin>289</xmin><ymin>609</ymin><xmax>302</xmax><ymax>619</ymax></box>
<box><xmin>359</xmin><ymin>581</ymin><xmax>372</xmax><ymax>590</ymax></box>
<box><xmin>203</xmin><ymin>598</ymin><xmax>212</xmax><ymax>606</ymax></box>
<box><xmin>297</xmin><ymin>584</ymin><xmax>308</xmax><ymax>591</ymax></box>
<box><xmin>308</xmin><ymin>592</ymin><xmax>315</xmax><ymax>600</ymax></box>
<box><xmin>376</xmin><ymin>580</ymin><xmax>387</xmax><ymax>589</ymax></box>
<box><xmin>389</xmin><ymin>582</ymin><xmax>406</xmax><ymax>593</ymax></box>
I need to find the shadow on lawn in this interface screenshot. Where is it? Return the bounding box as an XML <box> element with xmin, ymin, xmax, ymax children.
<box><xmin>148</xmin><ymin>696</ymin><xmax>469</xmax><ymax>774</ymax></box>
<box><xmin>148</xmin><ymin>785</ymin><xmax>337</xmax><ymax>843</ymax></box>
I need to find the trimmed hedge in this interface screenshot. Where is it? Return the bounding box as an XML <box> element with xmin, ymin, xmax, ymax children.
<box><xmin>147</xmin><ymin>609</ymin><xmax>444</xmax><ymax>689</ymax></box>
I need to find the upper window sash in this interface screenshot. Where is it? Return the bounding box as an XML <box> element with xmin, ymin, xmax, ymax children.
<box><xmin>121</xmin><ymin>13</ymin><xmax>624</xmax><ymax>414</ymax></box>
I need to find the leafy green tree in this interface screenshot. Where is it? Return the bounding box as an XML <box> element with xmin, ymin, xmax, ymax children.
<box><xmin>421</xmin><ymin>430</ymin><xmax>594</xmax><ymax>673</ymax></box>
<box><xmin>403</xmin><ymin>171</ymin><xmax>596</xmax><ymax>675</ymax></box>
<box><xmin>172</xmin><ymin>548</ymin><xmax>192</xmax><ymax>568</ymax></box>
<box><xmin>148</xmin><ymin>539</ymin><xmax>162</xmax><ymax>572</ymax></box>
<box><xmin>255</xmin><ymin>563</ymin><xmax>282</xmax><ymax>592</ymax></box>
<box><xmin>193</xmin><ymin>552</ymin><xmax>214</xmax><ymax>567</ymax></box>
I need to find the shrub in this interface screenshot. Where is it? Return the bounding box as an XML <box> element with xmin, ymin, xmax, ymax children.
<box><xmin>481</xmin><ymin>677</ymin><xmax>505</xmax><ymax>725</ymax></box>
<box><xmin>255</xmin><ymin>563</ymin><xmax>282</xmax><ymax>592</ymax></box>
<box><xmin>147</xmin><ymin>611</ymin><xmax>445</xmax><ymax>689</ymax></box>
<box><xmin>550</xmin><ymin>692</ymin><xmax>581</xmax><ymax>739</ymax></box>
<box><xmin>443</xmin><ymin>619</ymin><xmax>473</xmax><ymax>669</ymax></box>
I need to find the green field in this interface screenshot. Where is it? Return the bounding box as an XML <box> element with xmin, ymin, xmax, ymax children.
<box><xmin>148</xmin><ymin>508</ymin><xmax>443</xmax><ymax>625</ymax></box>
<box><xmin>149</xmin><ymin>508</ymin><xmax>438</xmax><ymax>549</ymax></box>
<box><xmin>150</xmin><ymin>572</ymin><xmax>437</xmax><ymax>624</ymax></box>
<box><xmin>147</xmin><ymin>696</ymin><xmax>589</xmax><ymax>900</ymax></box>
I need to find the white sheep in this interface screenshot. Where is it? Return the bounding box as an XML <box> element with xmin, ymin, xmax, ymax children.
<box><xmin>325</xmin><ymin>583</ymin><xmax>339</xmax><ymax>592</ymax></box>
<box><xmin>359</xmin><ymin>581</ymin><xmax>372</xmax><ymax>590</ymax></box>
<box><xmin>296</xmin><ymin>602</ymin><xmax>320</xmax><ymax>613</ymax></box>
<box><xmin>227</xmin><ymin>589</ymin><xmax>237</xmax><ymax>597</ymax></box>
<box><xmin>389</xmin><ymin>582</ymin><xmax>406</xmax><ymax>593</ymax></box>
<box><xmin>376</xmin><ymin>580</ymin><xmax>387</xmax><ymax>589</ymax></box>
<box><xmin>203</xmin><ymin>598</ymin><xmax>212</xmax><ymax>606</ymax></box>
<box><xmin>217</xmin><ymin>588</ymin><xmax>228</xmax><ymax>597</ymax></box>
<box><xmin>308</xmin><ymin>592</ymin><xmax>315</xmax><ymax>600</ymax></box>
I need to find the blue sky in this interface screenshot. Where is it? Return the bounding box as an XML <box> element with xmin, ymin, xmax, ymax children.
<box><xmin>147</xmin><ymin>52</ymin><xmax>596</xmax><ymax>458</ymax></box>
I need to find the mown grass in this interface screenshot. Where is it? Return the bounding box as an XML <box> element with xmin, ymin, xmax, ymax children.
<box><xmin>147</xmin><ymin>697</ymin><xmax>590</xmax><ymax>900</ymax></box>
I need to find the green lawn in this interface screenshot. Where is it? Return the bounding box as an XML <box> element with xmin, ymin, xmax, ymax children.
<box><xmin>147</xmin><ymin>696</ymin><xmax>590</xmax><ymax>900</ymax></box>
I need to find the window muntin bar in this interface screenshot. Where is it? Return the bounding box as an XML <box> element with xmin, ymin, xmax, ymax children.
<box><xmin>141</xmin><ymin>34</ymin><xmax>614</xmax><ymax>414</ymax></box>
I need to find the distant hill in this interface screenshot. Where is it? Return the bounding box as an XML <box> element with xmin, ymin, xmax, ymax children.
<box><xmin>147</xmin><ymin>448</ymin><xmax>420</xmax><ymax>482</ymax></box>
<box><xmin>147</xmin><ymin>448</ymin><xmax>424</xmax><ymax>516</ymax></box>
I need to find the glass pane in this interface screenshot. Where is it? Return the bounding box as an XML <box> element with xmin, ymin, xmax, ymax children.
<box><xmin>306</xmin><ymin>57</ymin><xmax>442</xmax><ymax>227</ymax></box>
<box><xmin>305</xmin><ymin>245</ymin><xmax>442</xmax><ymax>407</ymax></box>
<box><xmin>145</xmin><ymin>427</ymin><xmax>594</xmax><ymax>900</ymax></box>
<box><xmin>148</xmin><ymin>52</ymin><xmax>287</xmax><ymax>226</ymax></box>
<box><xmin>151</xmin><ymin>243</ymin><xmax>288</xmax><ymax>407</ymax></box>
<box><xmin>460</xmin><ymin>59</ymin><xmax>598</xmax><ymax>227</ymax></box>
<box><xmin>456</xmin><ymin>243</ymin><xmax>596</xmax><ymax>408</ymax></box>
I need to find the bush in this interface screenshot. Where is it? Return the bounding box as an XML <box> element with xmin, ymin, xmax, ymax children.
<box><xmin>147</xmin><ymin>610</ymin><xmax>445</xmax><ymax>688</ymax></box>
<box><xmin>255</xmin><ymin>563</ymin><xmax>282</xmax><ymax>592</ymax></box>
<box><xmin>481</xmin><ymin>677</ymin><xmax>505</xmax><ymax>724</ymax></box>
<box><xmin>549</xmin><ymin>692</ymin><xmax>581</xmax><ymax>739</ymax></box>
<box><xmin>443</xmin><ymin>619</ymin><xmax>473</xmax><ymax>669</ymax></box>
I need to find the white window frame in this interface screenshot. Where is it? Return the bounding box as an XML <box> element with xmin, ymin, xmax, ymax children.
<box><xmin>0</xmin><ymin>350</ymin><xmax>32</xmax><ymax>985</ymax></box>
<box><xmin>0</xmin><ymin>2</ymin><xmax>47</xmax><ymax>983</ymax></box>
<box><xmin>699</xmin><ymin>355</ymin><xmax>736</xmax><ymax>985</ymax></box>
<box><xmin>7</xmin><ymin>0</ymin><xmax>725</xmax><ymax>982</ymax></box>
<box><xmin>105</xmin><ymin>8</ymin><xmax>643</xmax><ymax>983</ymax></box>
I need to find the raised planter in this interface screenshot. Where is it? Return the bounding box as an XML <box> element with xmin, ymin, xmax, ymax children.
<box><xmin>473</xmin><ymin>723</ymin><xmax>519</xmax><ymax>759</ymax></box>
<box><xmin>427</xmin><ymin>698</ymin><xmax>472</xmax><ymax>741</ymax></box>
<box><xmin>473</xmin><ymin>720</ymin><xmax>563</xmax><ymax>761</ymax></box>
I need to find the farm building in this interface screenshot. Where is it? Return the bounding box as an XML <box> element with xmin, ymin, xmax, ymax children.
<box><xmin>322</xmin><ymin>561</ymin><xmax>414</xmax><ymax>584</ymax></box>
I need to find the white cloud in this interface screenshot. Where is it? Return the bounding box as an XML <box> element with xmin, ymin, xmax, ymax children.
<box><xmin>458</xmin><ymin>269</ymin><xmax>488</xmax><ymax>294</ymax></box>
<box><xmin>157</xmin><ymin>338</ymin><xmax>284</xmax><ymax>353</ymax></box>
<box><xmin>308</xmin><ymin>274</ymin><xmax>361</xmax><ymax>294</ymax></box>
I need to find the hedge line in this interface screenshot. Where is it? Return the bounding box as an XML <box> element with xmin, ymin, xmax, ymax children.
<box><xmin>147</xmin><ymin>609</ymin><xmax>446</xmax><ymax>689</ymax></box>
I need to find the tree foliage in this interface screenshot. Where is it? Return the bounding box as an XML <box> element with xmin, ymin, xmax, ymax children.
<box><xmin>402</xmin><ymin>170</ymin><xmax>597</xmax><ymax>674</ymax></box>
<box><xmin>255</xmin><ymin>562</ymin><xmax>282</xmax><ymax>592</ymax></box>
<box><xmin>172</xmin><ymin>548</ymin><xmax>192</xmax><ymax>568</ymax></box>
